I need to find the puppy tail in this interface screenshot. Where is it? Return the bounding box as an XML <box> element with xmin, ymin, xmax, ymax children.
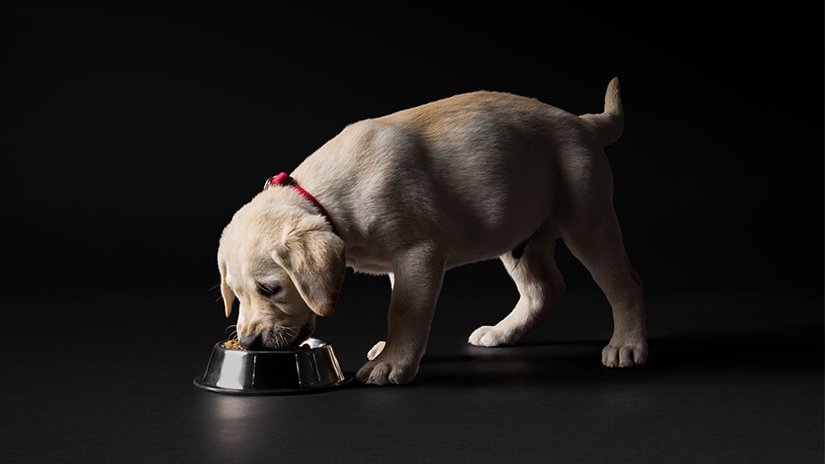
<box><xmin>579</xmin><ymin>77</ymin><xmax>624</xmax><ymax>147</ymax></box>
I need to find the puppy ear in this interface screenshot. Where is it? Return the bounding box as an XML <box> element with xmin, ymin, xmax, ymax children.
<box><xmin>218</xmin><ymin>261</ymin><xmax>235</xmax><ymax>318</ymax></box>
<box><xmin>273</xmin><ymin>228</ymin><xmax>346</xmax><ymax>317</ymax></box>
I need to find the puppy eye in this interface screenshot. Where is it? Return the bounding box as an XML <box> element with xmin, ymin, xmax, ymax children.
<box><xmin>256</xmin><ymin>283</ymin><xmax>281</xmax><ymax>297</ymax></box>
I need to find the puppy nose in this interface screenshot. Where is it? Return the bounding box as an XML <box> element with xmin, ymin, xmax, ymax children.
<box><xmin>238</xmin><ymin>333</ymin><xmax>264</xmax><ymax>350</ymax></box>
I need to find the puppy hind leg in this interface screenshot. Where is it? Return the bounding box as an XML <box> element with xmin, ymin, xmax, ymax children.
<box><xmin>561</xmin><ymin>210</ymin><xmax>648</xmax><ymax>367</ymax></box>
<box><xmin>469</xmin><ymin>224</ymin><xmax>566</xmax><ymax>347</ymax></box>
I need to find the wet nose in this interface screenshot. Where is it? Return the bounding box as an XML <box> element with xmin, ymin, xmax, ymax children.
<box><xmin>238</xmin><ymin>333</ymin><xmax>264</xmax><ymax>350</ymax></box>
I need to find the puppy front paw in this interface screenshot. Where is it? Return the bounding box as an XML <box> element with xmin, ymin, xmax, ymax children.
<box><xmin>468</xmin><ymin>325</ymin><xmax>518</xmax><ymax>347</ymax></box>
<box><xmin>602</xmin><ymin>338</ymin><xmax>648</xmax><ymax>368</ymax></box>
<box><xmin>356</xmin><ymin>357</ymin><xmax>419</xmax><ymax>385</ymax></box>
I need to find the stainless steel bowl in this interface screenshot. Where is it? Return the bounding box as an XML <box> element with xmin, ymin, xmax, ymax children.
<box><xmin>193</xmin><ymin>337</ymin><xmax>351</xmax><ymax>395</ymax></box>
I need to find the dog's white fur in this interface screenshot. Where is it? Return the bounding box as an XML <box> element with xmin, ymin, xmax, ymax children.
<box><xmin>217</xmin><ymin>78</ymin><xmax>648</xmax><ymax>385</ymax></box>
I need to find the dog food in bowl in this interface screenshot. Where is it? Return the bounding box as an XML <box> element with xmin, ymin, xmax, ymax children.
<box><xmin>221</xmin><ymin>339</ymin><xmax>246</xmax><ymax>350</ymax></box>
<box><xmin>219</xmin><ymin>338</ymin><xmax>313</xmax><ymax>351</ymax></box>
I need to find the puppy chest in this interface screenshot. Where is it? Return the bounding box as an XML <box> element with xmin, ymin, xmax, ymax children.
<box><xmin>345</xmin><ymin>246</ymin><xmax>392</xmax><ymax>274</ymax></box>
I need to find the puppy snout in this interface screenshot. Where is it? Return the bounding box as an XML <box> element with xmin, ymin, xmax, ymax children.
<box><xmin>238</xmin><ymin>333</ymin><xmax>264</xmax><ymax>350</ymax></box>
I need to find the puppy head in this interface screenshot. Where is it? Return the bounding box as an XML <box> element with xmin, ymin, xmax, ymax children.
<box><xmin>217</xmin><ymin>192</ymin><xmax>346</xmax><ymax>350</ymax></box>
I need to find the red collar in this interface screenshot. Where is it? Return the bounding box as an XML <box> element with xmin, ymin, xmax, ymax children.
<box><xmin>264</xmin><ymin>172</ymin><xmax>336</xmax><ymax>232</ymax></box>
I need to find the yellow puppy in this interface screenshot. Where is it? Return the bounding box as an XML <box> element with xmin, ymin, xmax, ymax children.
<box><xmin>217</xmin><ymin>78</ymin><xmax>647</xmax><ymax>385</ymax></box>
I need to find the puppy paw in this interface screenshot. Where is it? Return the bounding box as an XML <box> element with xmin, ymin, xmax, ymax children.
<box><xmin>366</xmin><ymin>341</ymin><xmax>386</xmax><ymax>361</ymax></box>
<box><xmin>356</xmin><ymin>357</ymin><xmax>418</xmax><ymax>385</ymax></box>
<box><xmin>602</xmin><ymin>338</ymin><xmax>648</xmax><ymax>368</ymax></box>
<box><xmin>468</xmin><ymin>325</ymin><xmax>518</xmax><ymax>347</ymax></box>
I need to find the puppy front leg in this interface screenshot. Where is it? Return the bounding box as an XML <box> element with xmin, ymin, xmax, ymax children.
<box><xmin>365</xmin><ymin>273</ymin><xmax>394</xmax><ymax>361</ymax></box>
<box><xmin>356</xmin><ymin>247</ymin><xmax>445</xmax><ymax>385</ymax></box>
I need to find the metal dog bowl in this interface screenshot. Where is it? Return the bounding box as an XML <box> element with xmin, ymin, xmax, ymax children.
<box><xmin>193</xmin><ymin>337</ymin><xmax>351</xmax><ymax>395</ymax></box>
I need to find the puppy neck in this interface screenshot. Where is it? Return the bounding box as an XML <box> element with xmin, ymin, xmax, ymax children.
<box><xmin>263</xmin><ymin>173</ymin><xmax>337</xmax><ymax>234</ymax></box>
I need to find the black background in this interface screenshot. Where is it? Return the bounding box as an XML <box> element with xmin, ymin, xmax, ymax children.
<box><xmin>6</xmin><ymin>4</ymin><xmax>823</xmax><ymax>295</ymax></box>
<box><xmin>4</xmin><ymin>4</ymin><xmax>823</xmax><ymax>464</ymax></box>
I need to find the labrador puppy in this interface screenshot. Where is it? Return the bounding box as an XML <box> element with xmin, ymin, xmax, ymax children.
<box><xmin>217</xmin><ymin>78</ymin><xmax>647</xmax><ymax>385</ymax></box>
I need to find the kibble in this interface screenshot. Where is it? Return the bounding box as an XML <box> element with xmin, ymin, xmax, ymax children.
<box><xmin>221</xmin><ymin>339</ymin><xmax>246</xmax><ymax>351</ymax></box>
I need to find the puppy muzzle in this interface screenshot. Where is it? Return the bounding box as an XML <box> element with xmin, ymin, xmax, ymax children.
<box><xmin>238</xmin><ymin>321</ymin><xmax>315</xmax><ymax>350</ymax></box>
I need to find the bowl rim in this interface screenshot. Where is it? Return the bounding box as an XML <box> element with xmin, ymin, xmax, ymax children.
<box><xmin>215</xmin><ymin>336</ymin><xmax>328</xmax><ymax>354</ymax></box>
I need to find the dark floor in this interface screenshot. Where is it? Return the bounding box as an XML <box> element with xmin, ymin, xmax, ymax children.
<box><xmin>2</xmin><ymin>283</ymin><xmax>822</xmax><ymax>464</ymax></box>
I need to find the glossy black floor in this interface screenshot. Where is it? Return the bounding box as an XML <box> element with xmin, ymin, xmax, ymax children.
<box><xmin>3</xmin><ymin>273</ymin><xmax>822</xmax><ymax>464</ymax></box>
